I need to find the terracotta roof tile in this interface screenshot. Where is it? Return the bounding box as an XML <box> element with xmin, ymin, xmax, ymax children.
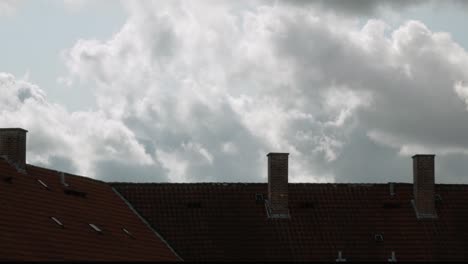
<box><xmin>0</xmin><ymin>160</ymin><xmax>180</xmax><ymax>261</ymax></box>
<box><xmin>112</xmin><ymin>182</ymin><xmax>468</xmax><ymax>262</ymax></box>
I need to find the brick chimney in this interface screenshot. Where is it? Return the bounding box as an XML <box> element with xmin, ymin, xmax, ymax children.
<box><xmin>0</xmin><ymin>128</ymin><xmax>28</xmax><ymax>170</ymax></box>
<box><xmin>411</xmin><ymin>154</ymin><xmax>437</xmax><ymax>219</ymax></box>
<box><xmin>266</xmin><ymin>152</ymin><xmax>289</xmax><ymax>218</ymax></box>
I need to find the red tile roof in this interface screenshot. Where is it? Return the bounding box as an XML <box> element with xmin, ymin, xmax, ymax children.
<box><xmin>112</xmin><ymin>182</ymin><xmax>468</xmax><ymax>262</ymax></box>
<box><xmin>0</xmin><ymin>159</ymin><xmax>180</xmax><ymax>261</ymax></box>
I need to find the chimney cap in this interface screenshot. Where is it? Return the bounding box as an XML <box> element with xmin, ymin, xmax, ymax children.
<box><xmin>412</xmin><ymin>154</ymin><xmax>435</xmax><ymax>158</ymax></box>
<box><xmin>267</xmin><ymin>152</ymin><xmax>289</xmax><ymax>157</ymax></box>
<box><xmin>0</xmin><ymin>128</ymin><xmax>28</xmax><ymax>133</ymax></box>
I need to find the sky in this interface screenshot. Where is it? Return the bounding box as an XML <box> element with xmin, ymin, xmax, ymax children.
<box><xmin>2</xmin><ymin>0</ymin><xmax>468</xmax><ymax>184</ymax></box>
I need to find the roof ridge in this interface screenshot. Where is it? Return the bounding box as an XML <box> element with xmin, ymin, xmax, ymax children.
<box><xmin>109</xmin><ymin>182</ymin><xmax>468</xmax><ymax>186</ymax></box>
<box><xmin>25</xmin><ymin>164</ymin><xmax>107</xmax><ymax>185</ymax></box>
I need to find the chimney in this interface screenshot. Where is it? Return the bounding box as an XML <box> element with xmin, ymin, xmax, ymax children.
<box><xmin>411</xmin><ymin>154</ymin><xmax>437</xmax><ymax>219</ymax></box>
<box><xmin>0</xmin><ymin>128</ymin><xmax>28</xmax><ymax>170</ymax></box>
<box><xmin>266</xmin><ymin>152</ymin><xmax>289</xmax><ymax>218</ymax></box>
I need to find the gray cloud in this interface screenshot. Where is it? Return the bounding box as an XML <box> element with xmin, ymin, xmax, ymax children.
<box><xmin>284</xmin><ymin>0</ymin><xmax>468</xmax><ymax>16</ymax></box>
<box><xmin>332</xmin><ymin>126</ymin><xmax>410</xmax><ymax>184</ymax></box>
<box><xmin>3</xmin><ymin>1</ymin><xmax>468</xmax><ymax>184</ymax></box>
<box><xmin>286</xmin><ymin>0</ymin><xmax>425</xmax><ymax>15</ymax></box>
<box><xmin>0</xmin><ymin>0</ymin><xmax>21</xmax><ymax>16</ymax></box>
<box><xmin>95</xmin><ymin>160</ymin><xmax>169</xmax><ymax>183</ymax></box>
<box><xmin>46</xmin><ymin>155</ymin><xmax>78</xmax><ymax>174</ymax></box>
<box><xmin>0</xmin><ymin>72</ymin><xmax>155</xmax><ymax>179</ymax></box>
<box><xmin>58</xmin><ymin>2</ymin><xmax>468</xmax><ymax>184</ymax></box>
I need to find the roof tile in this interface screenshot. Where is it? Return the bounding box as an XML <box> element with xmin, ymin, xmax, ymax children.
<box><xmin>0</xmin><ymin>160</ymin><xmax>180</xmax><ymax>261</ymax></box>
<box><xmin>113</xmin><ymin>182</ymin><xmax>468</xmax><ymax>261</ymax></box>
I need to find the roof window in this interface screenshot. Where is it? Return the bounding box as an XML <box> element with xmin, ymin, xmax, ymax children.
<box><xmin>37</xmin><ymin>179</ymin><xmax>49</xmax><ymax>189</ymax></box>
<box><xmin>375</xmin><ymin>233</ymin><xmax>384</xmax><ymax>242</ymax></box>
<box><xmin>122</xmin><ymin>228</ymin><xmax>134</xmax><ymax>238</ymax></box>
<box><xmin>50</xmin><ymin>217</ymin><xmax>64</xmax><ymax>228</ymax></box>
<box><xmin>89</xmin><ymin>223</ymin><xmax>102</xmax><ymax>233</ymax></box>
<box><xmin>255</xmin><ymin>193</ymin><xmax>264</xmax><ymax>204</ymax></box>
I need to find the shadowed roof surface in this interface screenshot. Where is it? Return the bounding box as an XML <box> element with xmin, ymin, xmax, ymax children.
<box><xmin>0</xmin><ymin>159</ymin><xmax>179</xmax><ymax>261</ymax></box>
<box><xmin>112</xmin><ymin>182</ymin><xmax>468</xmax><ymax>262</ymax></box>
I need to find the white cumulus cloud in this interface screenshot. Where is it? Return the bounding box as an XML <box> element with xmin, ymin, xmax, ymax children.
<box><xmin>0</xmin><ymin>72</ymin><xmax>157</xmax><ymax>180</ymax></box>
<box><xmin>4</xmin><ymin>0</ymin><xmax>468</xmax><ymax>183</ymax></box>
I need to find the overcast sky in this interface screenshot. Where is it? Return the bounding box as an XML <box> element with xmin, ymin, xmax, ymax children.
<box><xmin>2</xmin><ymin>0</ymin><xmax>468</xmax><ymax>184</ymax></box>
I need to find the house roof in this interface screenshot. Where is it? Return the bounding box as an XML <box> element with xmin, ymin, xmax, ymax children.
<box><xmin>112</xmin><ymin>182</ymin><xmax>468</xmax><ymax>262</ymax></box>
<box><xmin>0</xmin><ymin>159</ymin><xmax>180</xmax><ymax>261</ymax></box>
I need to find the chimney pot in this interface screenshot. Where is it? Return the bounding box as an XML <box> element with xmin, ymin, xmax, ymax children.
<box><xmin>0</xmin><ymin>128</ymin><xmax>28</xmax><ymax>170</ymax></box>
<box><xmin>411</xmin><ymin>154</ymin><xmax>437</xmax><ymax>219</ymax></box>
<box><xmin>267</xmin><ymin>152</ymin><xmax>289</xmax><ymax>218</ymax></box>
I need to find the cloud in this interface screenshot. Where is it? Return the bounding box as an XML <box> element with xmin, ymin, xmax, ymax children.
<box><xmin>285</xmin><ymin>0</ymin><xmax>468</xmax><ymax>16</ymax></box>
<box><xmin>0</xmin><ymin>0</ymin><xmax>21</xmax><ymax>16</ymax></box>
<box><xmin>61</xmin><ymin>1</ymin><xmax>368</xmax><ymax>182</ymax></box>
<box><xmin>62</xmin><ymin>0</ymin><xmax>94</xmax><ymax>11</ymax></box>
<box><xmin>285</xmin><ymin>0</ymin><xmax>425</xmax><ymax>15</ymax></box>
<box><xmin>58</xmin><ymin>1</ymin><xmax>468</xmax><ymax>183</ymax></box>
<box><xmin>0</xmin><ymin>72</ymin><xmax>156</xmax><ymax>179</ymax></box>
<box><xmin>1</xmin><ymin>0</ymin><xmax>465</xmax><ymax>183</ymax></box>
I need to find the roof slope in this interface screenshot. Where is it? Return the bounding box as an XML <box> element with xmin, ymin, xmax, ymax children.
<box><xmin>0</xmin><ymin>159</ymin><xmax>180</xmax><ymax>261</ymax></box>
<box><xmin>112</xmin><ymin>182</ymin><xmax>468</xmax><ymax>262</ymax></box>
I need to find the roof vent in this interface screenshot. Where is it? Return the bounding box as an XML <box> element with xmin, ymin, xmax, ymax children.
<box><xmin>60</xmin><ymin>172</ymin><xmax>69</xmax><ymax>187</ymax></box>
<box><xmin>374</xmin><ymin>234</ymin><xmax>384</xmax><ymax>242</ymax></box>
<box><xmin>50</xmin><ymin>217</ymin><xmax>64</xmax><ymax>228</ymax></box>
<box><xmin>389</xmin><ymin>182</ymin><xmax>395</xmax><ymax>196</ymax></box>
<box><xmin>388</xmin><ymin>251</ymin><xmax>397</xmax><ymax>262</ymax></box>
<box><xmin>89</xmin><ymin>224</ymin><xmax>102</xmax><ymax>233</ymax></box>
<box><xmin>335</xmin><ymin>251</ymin><xmax>346</xmax><ymax>262</ymax></box>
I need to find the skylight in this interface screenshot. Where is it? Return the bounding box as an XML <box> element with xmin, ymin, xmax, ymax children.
<box><xmin>89</xmin><ymin>223</ymin><xmax>102</xmax><ymax>233</ymax></box>
<box><xmin>50</xmin><ymin>217</ymin><xmax>64</xmax><ymax>228</ymax></box>
<box><xmin>37</xmin><ymin>179</ymin><xmax>49</xmax><ymax>189</ymax></box>
<box><xmin>122</xmin><ymin>228</ymin><xmax>134</xmax><ymax>238</ymax></box>
<box><xmin>255</xmin><ymin>193</ymin><xmax>264</xmax><ymax>204</ymax></box>
<box><xmin>375</xmin><ymin>234</ymin><xmax>384</xmax><ymax>242</ymax></box>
